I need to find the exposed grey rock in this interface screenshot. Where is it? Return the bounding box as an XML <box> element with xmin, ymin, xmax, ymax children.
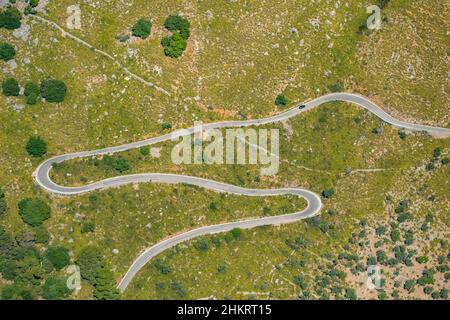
<box><xmin>13</xmin><ymin>104</ymin><xmax>25</xmax><ymax>112</ymax></box>
<box><xmin>13</xmin><ymin>24</ymin><xmax>30</xmax><ymax>41</ymax></box>
<box><xmin>7</xmin><ymin>59</ymin><xmax>17</xmax><ymax>70</ymax></box>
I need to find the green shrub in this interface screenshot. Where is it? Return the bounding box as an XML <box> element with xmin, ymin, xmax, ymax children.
<box><xmin>40</xmin><ymin>78</ymin><xmax>67</xmax><ymax>103</ymax></box>
<box><xmin>45</xmin><ymin>246</ymin><xmax>70</xmax><ymax>270</ymax></box>
<box><xmin>0</xmin><ymin>7</ymin><xmax>22</xmax><ymax>30</ymax></box>
<box><xmin>390</xmin><ymin>229</ymin><xmax>400</xmax><ymax>242</ymax></box>
<box><xmin>164</xmin><ymin>15</ymin><xmax>190</xmax><ymax>39</ymax></box>
<box><xmin>0</xmin><ymin>43</ymin><xmax>15</xmax><ymax>61</ymax></box>
<box><xmin>132</xmin><ymin>18</ymin><xmax>152</xmax><ymax>39</ymax></box>
<box><xmin>93</xmin><ymin>265</ymin><xmax>120</xmax><ymax>300</ymax></box>
<box><xmin>209</xmin><ymin>201</ymin><xmax>218</xmax><ymax>210</ymax></box>
<box><xmin>43</xmin><ymin>276</ymin><xmax>72</xmax><ymax>300</ymax></box>
<box><xmin>76</xmin><ymin>246</ymin><xmax>104</xmax><ymax>284</ymax></box>
<box><xmin>139</xmin><ymin>146</ymin><xmax>150</xmax><ymax>156</ymax></box>
<box><xmin>18</xmin><ymin>198</ymin><xmax>51</xmax><ymax>227</ymax></box>
<box><xmin>154</xmin><ymin>259</ymin><xmax>172</xmax><ymax>274</ymax></box>
<box><xmin>103</xmin><ymin>155</ymin><xmax>130</xmax><ymax>172</ymax></box>
<box><xmin>440</xmin><ymin>288</ymin><xmax>449</xmax><ymax>299</ymax></box>
<box><xmin>433</xmin><ymin>147</ymin><xmax>441</xmax><ymax>158</ymax></box>
<box><xmin>375</xmin><ymin>226</ymin><xmax>386</xmax><ymax>236</ymax></box>
<box><xmin>161</xmin><ymin>15</ymin><xmax>190</xmax><ymax>58</ymax></box>
<box><xmin>26</xmin><ymin>136</ymin><xmax>47</xmax><ymax>157</ymax></box>
<box><xmin>161</xmin><ymin>32</ymin><xmax>187</xmax><ymax>58</ymax></box>
<box><xmin>404</xmin><ymin>279</ymin><xmax>415</xmax><ymax>292</ymax></box>
<box><xmin>33</xmin><ymin>226</ymin><xmax>50</xmax><ymax>244</ymax></box>
<box><xmin>275</xmin><ymin>94</ymin><xmax>288</xmax><ymax>106</ymax></box>
<box><xmin>229</xmin><ymin>228</ymin><xmax>242</xmax><ymax>239</ymax></box>
<box><xmin>81</xmin><ymin>222</ymin><xmax>95</xmax><ymax>233</ymax></box>
<box><xmin>345</xmin><ymin>288</ymin><xmax>357</xmax><ymax>300</ymax></box>
<box><xmin>416</xmin><ymin>256</ymin><xmax>428</xmax><ymax>264</ymax></box>
<box><xmin>322</xmin><ymin>188</ymin><xmax>335</xmax><ymax>199</ymax></box>
<box><xmin>24</xmin><ymin>81</ymin><xmax>40</xmax><ymax>105</ymax></box>
<box><xmin>194</xmin><ymin>238</ymin><xmax>209</xmax><ymax>251</ymax></box>
<box><xmin>2</xmin><ymin>78</ymin><xmax>20</xmax><ymax>96</ymax></box>
<box><xmin>0</xmin><ymin>188</ymin><xmax>7</xmax><ymax>217</ymax></box>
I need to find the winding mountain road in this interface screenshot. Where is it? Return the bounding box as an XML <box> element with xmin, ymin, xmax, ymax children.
<box><xmin>33</xmin><ymin>92</ymin><xmax>450</xmax><ymax>292</ymax></box>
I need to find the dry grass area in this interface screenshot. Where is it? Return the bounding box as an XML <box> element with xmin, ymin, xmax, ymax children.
<box><xmin>0</xmin><ymin>0</ymin><xmax>448</xmax><ymax>300</ymax></box>
<box><xmin>356</xmin><ymin>0</ymin><xmax>450</xmax><ymax>126</ymax></box>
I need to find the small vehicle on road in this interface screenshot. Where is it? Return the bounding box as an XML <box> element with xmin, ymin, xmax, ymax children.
<box><xmin>299</xmin><ymin>104</ymin><xmax>306</xmax><ymax>110</ymax></box>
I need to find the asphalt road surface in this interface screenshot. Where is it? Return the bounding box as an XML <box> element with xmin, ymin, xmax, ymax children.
<box><xmin>33</xmin><ymin>92</ymin><xmax>450</xmax><ymax>292</ymax></box>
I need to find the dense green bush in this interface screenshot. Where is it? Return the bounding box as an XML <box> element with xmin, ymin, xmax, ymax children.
<box><xmin>45</xmin><ymin>246</ymin><xmax>70</xmax><ymax>270</ymax></box>
<box><xmin>0</xmin><ymin>7</ymin><xmax>22</xmax><ymax>30</ymax></box>
<box><xmin>40</xmin><ymin>78</ymin><xmax>67</xmax><ymax>103</ymax></box>
<box><xmin>275</xmin><ymin>94</ymin><xmax>288</xmax><ymax>106</ymax></box>
<box><xmin>103</xmin><ymin>155</ymin><xmax>130</xmax><ymax>172</ymax></box>
<box><xmin>161</xmin><ymin>32</ymin><xmax>187</xmax><ymax>58</ymax></box>
<box><xmin>94</xmin><ymin>266</ymin><xmax>120</xmax><ymax>300</ymax></box>
<box><xmin>76</xmin><ymin>246</ymin><xmax>104</xmax><ymax>284</ymax></box>
<box><xmin>154</xmin><ymin>259</ymin><xmax>172</xmax><ymax>274</ymax></box>
<box><xmin>2</xmin><ymin>77</ymin><xmax>20</xmax><ymax>96</ymax></box>
<box><xmin>18</xmin><ymin>198</ymin><xmax>51</xmax><ymax>226</ymax></box>
<box><xmin>194</xmin><ymin>238</ymin><xmax>209</xmax><ymax>251</ymax></box>
<box><xmin>0</xmin><ymin>188</ymin><xmax>7</xmax><ymax>217</ymax></box>
<box><xmin>81</xmin><ymin>222</ymin><xmax>95</xmax><ymax>233</ymax></box>
<box><xmin>42</xmin><ymin>276</ymin><xmax>72</xmax><ymax>300</ymax></box>
<box><xmin>390</xmin><ymin>229</ymin><xmax>400</xmax><ymax>242</ymax></box>
<box><xmin>161</xmin><ymin>15</ymin><xmax>190</xmax><ymax>58</ymax></box>
<box><xmin>26</xmin><ymin>136</ymin><xmax>47</xmax><ymax>157</ymax></box>
<box><xmin>164</xmin><ymin>15</ymin><xmax>190</xmax><ymax>39</ymax></box>
<box><xmin>322</xmin><ymin>188</ymin><xmax>336</xmax><ymax>199</ymax></box>
<box><xmin>0</xmin><ymin>43</ymin><xmax>16</xmax><ymax>61</ymax></box>
<box><xmin>24</xmin><ymin>81</ymin><xmax>40</xmax><ymax>105</ymax></box>
<box><xmin>345</xmin><ymin>288</ymin><xmax>357</xmax><ymax>300</ymax></box>
<box><xmin>139</xmin><ymin>146</ymin><xmax>150</xmax><ymax>156</ymax></box>
<box><xmin>132</xmin><ymin>18</ymin><xmax>152</xmax><ymax>39</ymax></box>
<box><xmin>33</xmin><ymin>226</ymin><xmax>50</xmax><ymax>244</ymax></box>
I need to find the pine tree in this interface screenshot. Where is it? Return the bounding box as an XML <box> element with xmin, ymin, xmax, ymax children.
<box><xmin>93</xmin><ymin>265</ymin><xmax>120</xmax><ymax>300</ymax></box>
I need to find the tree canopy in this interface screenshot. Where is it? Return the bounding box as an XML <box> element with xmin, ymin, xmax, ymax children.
<box><xmin>161</xmin><ymin>32</ymin><xmax>187</xmax><ymax>58</ymax></box>
<box><xmin>93</xmin><ymin>265</ymin><xmax>120</xmax><ymax>300</ymax></box>
<box><xmin>275</xmin><ymin>94</ymin><xmax>288</xmax><ymax>106</ymax></box>
<box><xmin>24</xmin><ymin>81</ymin><xmax>40</xmax><ymax>105</ymax></box>
<box><xmin>26</xmin><ymin>136</ymin><xmax>47</xmax><ymax>157</ymax></box>
<box><xmin>76</xmin><ymin>246</ymin><xmax>104</xmax><ymax>284</ymax></box>
<box><xmin>0</xmin><ymin>7</ymin><xmax>22</xmax><ymax>30</ymax></box>
<box><xmin>161</xmin><ymin>15</ymin><xmax>190</xmax><ymax>58</ymax></box>
<box><xmin>0</xmin><ymin>43</ymin><xmax>16</xmax><ymax>61</ymax></box>
<box><xmin>322</xmin><ymin>188</ymin><xmax>336</xmax><ymax>199</ymax></box>
<box><xmin>18</xmin><ymin>198</ymin><xmax>51</xmax><ymax>227</ymax></box>
<box><xmin>0</xmin><ymin>188</ymin><xmax>7</xmax><ymax>217</ymax></box>
<box><xmin>132</xmin><ymin>18</ymin><xmax>152</xmax><ymax>39</ymax></box>
<box><xmin>164</xmin><ymin>15</ymin><xmax>190</xmax><ymax>39</ymax></box>
<box><xmin>102</xmin><ymin>155</ymin><xmax>130</xmax><ymax>172</ymax></box>
<box><xmin>42</xmin><ymin>276</ymin><xmax>72</xmax><ymax>300</ymax></box>
<box><xmin>40</xmin><ymin>78</ymin><xmax>67</xmax><ymax>103</ymax></box>
<box><xmin>45</xmin><ymin>245</ymin><xmax>70</xmax><ymax>270</ymax></box>
<box><xmin>2</xmin><ymin>78</ymin><xmax>20</xmax><ymax>96</ymax></box>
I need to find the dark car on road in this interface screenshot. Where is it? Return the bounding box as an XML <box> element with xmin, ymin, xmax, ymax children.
<box><xmin>299</xmin><ymin>104</ymin><xmax>306</xmax><ymax>109</ymax></box>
